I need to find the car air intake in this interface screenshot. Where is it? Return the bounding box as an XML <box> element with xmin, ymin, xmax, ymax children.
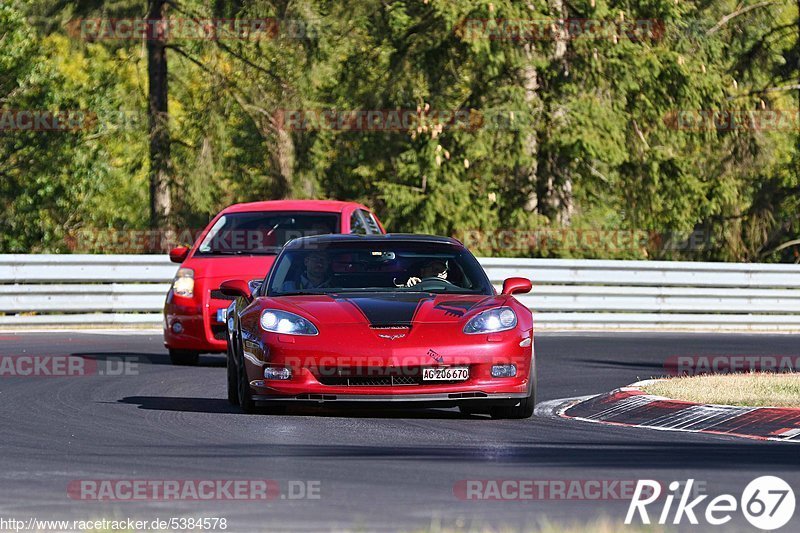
<box><xmin>316</xmin><ymin>367</ymin><xmax>462</xmax><ymax>387</ymax></box>
<box><xmin>210</xmin><ymin>289</ymin><xmax>236</xmax><ymax>301</ymax></box>
<box><xmin>210</xmin><ymin>325</ymin><xmax>227</xmax><ymax>340</ymax></box>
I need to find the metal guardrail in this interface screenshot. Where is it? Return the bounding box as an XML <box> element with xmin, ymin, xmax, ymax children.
<box><xmin>482</xmin><ymin>258</ymin><xmax>800</xmax><ymax>330</ymax></box>
<box><xmin>2</xmin><ymin>255</ymin><xmax>800</xmax><ymax>330</ymax></box>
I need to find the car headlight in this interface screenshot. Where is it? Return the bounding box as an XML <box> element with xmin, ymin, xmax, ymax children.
<box><xmin>260</xmin><ymin>309</ymin><xmax>319</xmax><ymax>336</ymax></box>
<box><xmin>463</xmin><ymin>307</ymin><xmax>517</xmax><ymax>334</ymax></box>
<box><xmin>172</xmin><ymin>268</ymin><xmax>194</xmax><ymax>298</ymax></box>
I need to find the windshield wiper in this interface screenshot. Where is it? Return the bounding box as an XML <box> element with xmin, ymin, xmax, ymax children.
<box><xmin>203</xmin><ymin>250</ymin><xmax>245</xmax><ymax>255</ymax></box>
<box><xmin>202</xmin><ymin>248</ymin><xmax>280</xmax><ymax>256</ymax></box>
<box><xmin>247</xmin><ymin>249</ymin><xmax>281</xmax><ymax>255</ymax></box>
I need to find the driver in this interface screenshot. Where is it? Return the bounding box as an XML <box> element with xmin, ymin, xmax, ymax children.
<box><xmin>406</xmin><ymin>259</ymin><xmax>448</xmax><ymax>287</ymax></box>
<box><xmin>282</xmin><ymin>252</ymin><xmax>332</xmax><ymax>290</ymax></box>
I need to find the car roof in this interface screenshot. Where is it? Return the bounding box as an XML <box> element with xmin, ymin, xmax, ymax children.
<box><xmin>220</xmin><ymin>199</ymin><xmax>370</xmax><ymax>214</ymax></box>
<box><xmin>284</xmin><ymin>233</ymin><xmax>463</xmax><ymax>249</ymax></box>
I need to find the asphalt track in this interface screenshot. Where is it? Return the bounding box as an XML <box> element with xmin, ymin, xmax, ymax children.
<box><xmin>0</xmin><ymin>331</ymin><xmax>798</xmax><ymax>532</ymax></box>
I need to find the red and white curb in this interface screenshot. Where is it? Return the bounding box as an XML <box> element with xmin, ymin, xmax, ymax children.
<box><xmin>535</xmin><ymin>380</ymin><xmax>800</xmax><ymax>442</ymax></box>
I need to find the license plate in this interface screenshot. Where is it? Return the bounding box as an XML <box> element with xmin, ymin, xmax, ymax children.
<box><xmin>422</xmin><ymin>366</ymin><xmax>469</xmax><ymax>381</ymax></box>
<box><xmin>215</xmin><ymin>308</ymin><xmax>227</xmax><ymax>323</ymax></box>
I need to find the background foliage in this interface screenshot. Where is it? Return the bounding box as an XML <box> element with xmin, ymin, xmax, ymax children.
<box><xmin>1</xmin><ymin>0</ymin><xmax>798</xmax><ymax>261</ymax></box>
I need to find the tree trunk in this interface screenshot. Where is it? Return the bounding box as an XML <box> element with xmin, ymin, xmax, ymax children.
<box><xmin>521</xmin><ymin>54</ymin><xmax>539</xmax><ymax>213</ymax></box>
<box><xmin>270</xmin><ymin>126</ymin><xmax>295</xmax><ymax>198</ymax></box>
<box><xmin>534</xmin><ymin>0</ymin><xmax>574</xmax><ymax>225</ymax></box>
<box><xmin>147</xmin><ymin>0</ymin><xmax>172</xmax><ymax>230</ymax></box>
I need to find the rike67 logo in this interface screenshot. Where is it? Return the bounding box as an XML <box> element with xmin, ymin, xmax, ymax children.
<box><xmin>626</xmin><ymin>476</ymin><xmax>795</xmax><ymax>530</ymax></box>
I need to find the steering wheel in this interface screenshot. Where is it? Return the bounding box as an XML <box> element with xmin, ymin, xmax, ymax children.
<box><xmin>417</xmin><ymin>276</ymin><xmax>457</xmax><ymax>287</ymax></box>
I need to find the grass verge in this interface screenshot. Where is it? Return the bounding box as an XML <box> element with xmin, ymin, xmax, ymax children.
<box><xmin>641</xmin><ymin>372</ymin><xmax>800</xmax><ymax>407</ymax></box>
<box><xmin>409</xmin><ymin>517</ymin><xmax>668</xmax><ymax>533</ymax></box>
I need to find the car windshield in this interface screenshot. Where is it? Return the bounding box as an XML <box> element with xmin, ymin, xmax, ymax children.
<box><xmin>195</xmin><ymin>211</ymin><xmax>339</xmax><ymax>256</ymax></box>
<box><xmin>266</xmin><ymin>241</ymin><xmax>493</xmax><ymax>296</ymax></box>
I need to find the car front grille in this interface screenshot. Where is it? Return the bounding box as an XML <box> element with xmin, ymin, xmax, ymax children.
<box><xmin>317</xmin><ymin>375</ymin><xmax>420</xmax><ymax>387</ymax></box>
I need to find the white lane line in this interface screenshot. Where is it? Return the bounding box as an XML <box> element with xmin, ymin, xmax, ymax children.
<box><xmin>777</xmin><ymin>428</ymin><xmax>800</xmax><ymax>440</ymax></box>
<box><xmin>546</xmin><ymin>390</ymin><xmax>800</xmax><ymax>442</ymax></box>
<box><xmin>647</xmin><ymin>405</ymin><xmax>754</xmax><ymax>430</ymax></box>
<box><xmin>583</xmin><ymin>394</ymin><xmax>656</xmax><ymax>421</ymax></box>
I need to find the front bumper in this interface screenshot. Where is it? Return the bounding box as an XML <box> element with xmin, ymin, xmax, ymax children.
<box><xmin>247</xmin><ymin>368</ymin><xmax>531</xmax><ymax>398</ymax></box>
<box><xmin>241</xmin><ymin>325</ymin><xmax>534</xmax><ymax>405</ymax></box>
<box><xmin>252</xmin><ymin>390</ymin><xmax>528</xmax><ymax>408</ymax></box>
<box><xmin>163</xmin><ymin>289</ymin><xmax>231</xmax><ymax>353</ymax></box>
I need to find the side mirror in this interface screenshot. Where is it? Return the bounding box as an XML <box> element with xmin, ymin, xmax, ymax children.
<box><xmin>502</xmin><ymin>277</ymin><xmax>532</xmax><ymax>296</ymax></box>
<box><xmin>169</xmin><ymin>246</ymin><xmax>189</xmax><ymax>264</ymax></box>
<box><xmin>220</xmin><ymin>279</ymin><xmax>252</xmax><ymax>301</ymax></box>
<box><xmin>248</xmin><ymin>279</ymin><xmax>263</xmax><ymax>296</ymax></box>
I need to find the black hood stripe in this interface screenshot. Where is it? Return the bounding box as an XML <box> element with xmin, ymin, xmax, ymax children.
<box><xmin>338</xmin><ymin>294</ymin><xmax>434</xmax><ymax>327</ymax></box>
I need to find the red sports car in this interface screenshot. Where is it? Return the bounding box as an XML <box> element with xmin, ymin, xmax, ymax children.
<box><xmin>163</xmin><ymin>200</ymin><xmax>385</xmax><ymax>365</ymax></box>
<box><xmin>220</xmin><ymin>234</ymin><xmax>535</xmax><ymax>418</ymax></box>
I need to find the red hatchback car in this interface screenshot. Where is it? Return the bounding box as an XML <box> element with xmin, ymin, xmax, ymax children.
<box><xmin>163</xmin><ymin>200</ymin><xmax>385</xmax><ymax>365</ymax></box>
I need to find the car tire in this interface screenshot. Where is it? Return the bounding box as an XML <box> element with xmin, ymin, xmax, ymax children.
<box><xmin>169</xmin><ymin>349</ymin><xmax>199</xmax><ymax>366</ymax></box>
<box><xmin>490</xmin><ymin>365</ymin><xmax>537</xmax><ymax>420</ymax></box>
<box><xmin>490</xmin><ymin>393</ymin><xmax>535</xmax><ymax>419</ymax></box>
<box><xmin>236</xmin><ymin>346</ymin><xmax>258</xmax><ymax>414</ymax></box>
<box><xmin>226</xmin><ymin>340</ymin><xmax>239</xmax><ymax>406</ymax></box>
